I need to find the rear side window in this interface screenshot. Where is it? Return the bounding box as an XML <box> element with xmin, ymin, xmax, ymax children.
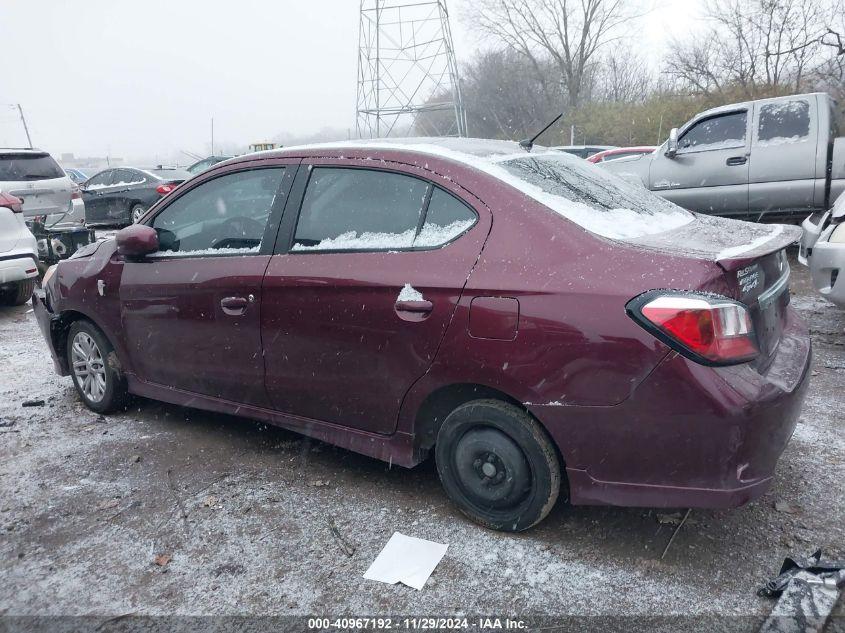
<box><xmin>292</xmin><ymin>168</ymin><xmax>477</xmax><ymax>252</ymax></box>
<box><xmin>293</xmin><ymin>168</ymin><xmax>429</xmax><ymax>251</ymax></box>
<box><xmin>114</xmin><ymin>169</ymin><xmax>145</xmax><ymax>186</ymax></box>
<box><xmin>680</xmin><ymin>111</ymin><xmax>747</xmax><ymax>152</ymax></box>
<box><xmin>0</xmin><ymin>154</ymin><xmax>65</xmax><ymax>181</ymax></box>
<box><xmin>757</xmin><ymin>100</ymin><xmax>811</xmax><ymax>144</ymax></box>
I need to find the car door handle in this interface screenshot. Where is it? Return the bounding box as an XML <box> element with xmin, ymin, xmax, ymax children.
<box><xmin>395</xmin><ymin>299</ymin><xmax>434</xmax><ymax>313</ymax></box>
<box><xmin>220</xmin><ymin>296</ymin><xmax>249</xmax><ymax>316</ymax></box>
<box><xmin>726</xmin><ymin>156</ymin><xmax>748</xmax><ymax>166</ymax></box>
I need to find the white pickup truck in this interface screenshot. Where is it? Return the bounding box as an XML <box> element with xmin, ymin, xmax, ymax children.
<box><xmin>600</xmin><ymin>92</ymin><xmax>845</xmax><ymax>222</ymax></box>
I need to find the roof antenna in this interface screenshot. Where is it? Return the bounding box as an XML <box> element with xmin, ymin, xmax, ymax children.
<box><xmin>519</xmin><ymin>113</ymin><xmax>563</xmax><ymax>152</ymax></box>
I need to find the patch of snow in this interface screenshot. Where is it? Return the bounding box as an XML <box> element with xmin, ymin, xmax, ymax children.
<box><xmin>292</xmin><ymin>221</ymin><xmax>474</xmax><ymax>252</ymax></box>
<box><xmin>85</xmin><ymin>180</ymin><xmax>144</xmax><ymax>191</ymax></box>
<box><xmin>148</xmin><ymin>246</ymin><xmax>260</xmax><ymax>258</ymax></box>
<box><xmin>756</xmin><ymin>135</ymin><xmax>807</xmax><ymax>147</ymax></box>
<box><xmin>397</xmin><ymin>283</ymin><xmax>424</xmax><ymax>302</ymax></box>
<box><xmin>715</xmin><ymin>225</ymin><xmax>783</xmax><ymax>260</ymax></box>
<box><xmin>293</xmin><ymin>229</ymin><xmax>415</xmax><ymax>251</ymax></box>
<box><xmin>414</xmin><ymin>220</ymin><xmax>474</xmax><ymax>247</ymax></box>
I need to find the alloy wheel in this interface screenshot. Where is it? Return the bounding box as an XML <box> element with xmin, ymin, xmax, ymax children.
<box><xmin>71</xmin><ymin>332</ymin><xmax>107</xmax><ymax>403</ymax></box>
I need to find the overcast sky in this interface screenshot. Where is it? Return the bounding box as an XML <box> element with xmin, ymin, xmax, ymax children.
<box><xmin>0</xmin><ymin>0</ymin><xmax>701</xmax><ymax>162</ymax></box>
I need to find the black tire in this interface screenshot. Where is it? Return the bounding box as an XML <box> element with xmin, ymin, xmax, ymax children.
<box><xmin>435</xmin><ymin>399</ymin><xmax>562</xmax><ymax>532</ymax></box>
<box><xmin>1</xmin><ymin>278</ymin><xmax>36</xmax><ymax>306</ymax></box>
<box><xmin>130</xmin><ymin>204</ymin><xmax>147</xmax><ymax>224</ymax></box>
<box><xmin>66</xmin><ymin>320</ymin><xmax>129</xmax><ymax>414</ymax></box>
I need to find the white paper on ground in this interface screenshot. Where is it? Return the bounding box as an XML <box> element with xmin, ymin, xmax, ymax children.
<box><xmin>363</xmin><ymin>532</ymin><xmax>448</xmax><ymax>590</ymax></box>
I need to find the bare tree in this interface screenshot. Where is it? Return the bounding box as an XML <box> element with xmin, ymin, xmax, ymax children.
<box><xmin>665</xmin><ymin>0</ymin><xmax>836</xmax><ymax>98</ymax></box>
<box><xmin>469</xmin><ymin>0</ymin><xmax>642</xmax><ymax>109</ymax></box>
<box><xmin>593</xmin><ymin>53</ymin><xmax>654</xmax><ymax>103</ymax></box>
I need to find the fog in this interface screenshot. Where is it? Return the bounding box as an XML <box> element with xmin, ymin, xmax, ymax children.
<box><xmin>1</xmin><ymin>0</ymin><xmax>698</xmax><ymax>165</ymax></box>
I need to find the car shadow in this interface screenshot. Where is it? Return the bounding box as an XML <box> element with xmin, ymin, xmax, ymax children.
<box><xmin>110</xmin><ymin>394</ymin><xmax>812</xmax><ymax>572</ymax></box>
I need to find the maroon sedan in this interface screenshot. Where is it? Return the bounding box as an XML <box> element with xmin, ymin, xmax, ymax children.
<box><xmin>32</xmin><ymin>138</ymin><xmax>810</xmax><ymax>531</ymax></box>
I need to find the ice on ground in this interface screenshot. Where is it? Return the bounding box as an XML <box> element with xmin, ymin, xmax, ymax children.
<box><xmin>397</xmin><ymin>283</ymin><xmax>424</xmax><ymax>302</ymax></box>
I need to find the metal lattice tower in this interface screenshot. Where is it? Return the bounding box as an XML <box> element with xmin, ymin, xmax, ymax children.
<box><xmin>356</xmin><ymin>0</ymin><xmax>466</xmax><ymax>138</ymax></box>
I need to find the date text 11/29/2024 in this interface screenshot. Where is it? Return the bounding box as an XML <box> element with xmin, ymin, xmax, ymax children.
<box><xmin>307</xmin><ymin>617</ymin><xmax>527</xmax><ymax>630</ymax></box>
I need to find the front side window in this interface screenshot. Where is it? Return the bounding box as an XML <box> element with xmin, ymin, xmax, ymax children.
<box><xmin>679</xmin><ymin>111</ymin><xmax>747</xmax><ymax>152</ymax></box>
<box><xmin>757</xmin><ymin>100</ymin><xmax>811</xmax><ymax>144</ymax></box>
<box><xmin>150</xmin><ymin>168</ymin><xmax>285</xmax><ymax>257</ymax></box>
<box><xmin>292</xmin><ymin>167</ymin><xmax>477</xmax><ymax>252</ymax></box>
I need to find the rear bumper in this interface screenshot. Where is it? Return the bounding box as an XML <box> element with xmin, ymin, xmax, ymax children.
<box><xmin>532</xmin><ymin>307</ymin><xmax>812</xmax><ymax>508</ymax></box>
<box><xmin>0</xmin><ymin>252</ymin><xmax>39</xmax><ymax>284</ymax></box>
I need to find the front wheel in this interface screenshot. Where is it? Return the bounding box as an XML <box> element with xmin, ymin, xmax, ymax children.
<box><xmin>130</xmin><ymin>204</ymin><xmax>147</xmax><ymax>224</ymax></box>
<box><xmin>435</xmin><ymin>400</ymin><xmax>561</xmax><ymax>532</ymax></box>
<box><xmin>66</xmin><ymin>320</ymin><xmax>129</xmax><ymax>413</ymax></box>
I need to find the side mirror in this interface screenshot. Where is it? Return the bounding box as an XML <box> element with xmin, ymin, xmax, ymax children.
<box><xmin>665</xmin><ymin>128</ymin><xmax>679</xmax><ymax>158</ymax></box>
<box><xmin>116</xmin><ymin>224</ymin><xmax>159</xmax><ymax>258</ymax></box>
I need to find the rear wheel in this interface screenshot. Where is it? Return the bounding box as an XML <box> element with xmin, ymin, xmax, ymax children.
<box><xmin>435</xmin><ymin>399</ymin><xmax>561</xmax><ymax>531</ymax></box>
<box><xmin>66</xmin><ymin>320</ymin><xmax>129</xmax><ymax>413</ymax></box>
<box><xmin>0</xmin><ymin>278</ymin><xmax>36</xmax><ymax>306</ymax></box>
<box><xmin>130</xmin><ymin>204</ymin><xmax>147</xmax><ymax>224</ymax></box>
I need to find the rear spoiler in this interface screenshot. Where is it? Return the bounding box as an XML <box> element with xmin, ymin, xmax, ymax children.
<box><xmin>715</xmin><ymin>224</ymin><xmax>801</xmax><ymax>270</ymax></box>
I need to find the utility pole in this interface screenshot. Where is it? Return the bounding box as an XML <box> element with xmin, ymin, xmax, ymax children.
<box><xmin>17</xmin><ymin>104</ymin><xmax>33</xmax><ymax>148</ymax></box>
<box><xmin>211</xmin><ymin>117</ymin><xmax>215</xmax><ymax>155</ymax></box>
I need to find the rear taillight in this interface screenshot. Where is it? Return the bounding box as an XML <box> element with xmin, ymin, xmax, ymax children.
<box><xmin>156</xmin><ymin>183</ymin><xmax>176</xmax><ymax>195</ymax></box>
<box><xmin>71</xmin><ymin>184</ymin><xmax>82</xmax><ymax>200</ymax></box>
<box><xmin>626</xmin><ymin>291</ymin><xmax>758</xmax><ymax>365</ymax></box>
<box><xmin>0</xmin><ymin>192</ymin><xmax>24</xmax><ymax>213</ymax></box>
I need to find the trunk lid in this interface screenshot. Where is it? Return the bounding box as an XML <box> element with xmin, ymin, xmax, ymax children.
<box><xmin>620</xmin><ymin>213</ymin><xmax>799</xmax><ymax>365</ymax></box>
<box><xmin>5</xmin><ymin>177</ymin><xmax>73</xmax><ymax>219</ymax></box>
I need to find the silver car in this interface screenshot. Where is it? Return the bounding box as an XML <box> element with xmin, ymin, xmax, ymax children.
<box><xmin>0</xmin><ymin>149</ymin><xmax>85</xmax><ymax>226</ymax></box>
<box><xmin>800</xmin><ymin>193</ymin><xmax>845</xmax><ymax>308</ymax></box>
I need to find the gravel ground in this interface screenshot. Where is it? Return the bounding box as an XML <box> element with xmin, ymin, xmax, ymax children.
<box><xmin>0</xmin><ymin>253</ymin><xmax>843</xmax><ymax>631</ymax></box>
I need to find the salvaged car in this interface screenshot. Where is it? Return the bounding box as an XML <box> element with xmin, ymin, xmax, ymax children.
<box><xmin>800</xmin><ymin>193</ymin><xmax>845</xmax><ymax>308</ymax></box>
<box><xmin>33</xmin><ymin>138</ymin><xmax>810</xmax><ymax>531</ymax></box>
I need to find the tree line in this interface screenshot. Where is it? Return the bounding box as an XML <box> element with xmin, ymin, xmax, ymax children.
<box><xmin>416</xmin><ymin>0</ymin><xmax>845</xmax><ymax>146</ymax></box>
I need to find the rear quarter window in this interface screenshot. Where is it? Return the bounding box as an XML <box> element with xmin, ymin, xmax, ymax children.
<box><xmin>757</xmin><ymin>99</ymin><xmax>811</xmax><ymax>145</ymax></box>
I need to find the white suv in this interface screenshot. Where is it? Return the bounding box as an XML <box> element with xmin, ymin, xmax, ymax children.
<box><xmin>0</xmin><ymin>191</ymin><xmax>39</xmax><ymax>306</ymax></box>
<box><xmin>0</xmin><ymin>149</ymin><xmax>84</xmax><ymax>226</ymax></box>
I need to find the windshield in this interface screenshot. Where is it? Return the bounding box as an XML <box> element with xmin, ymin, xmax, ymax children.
<box><xmin>0</xmin><ymin>154</ymin><xmax>65</xmax><ymax>181</ymax></box>
<box><xmin>494</xmin><ymin>152</ymin><xmax>693</xmax><ymax>239</ymax></box>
